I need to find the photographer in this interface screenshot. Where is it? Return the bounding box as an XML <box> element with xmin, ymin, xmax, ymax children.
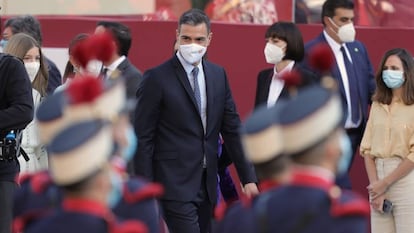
<box><xmin>0</xmin><ymin>53</ymin><xmax>34</xmax><ymax>233</ymax></box>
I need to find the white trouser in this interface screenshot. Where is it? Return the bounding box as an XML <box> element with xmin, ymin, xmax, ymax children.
<box><xmin>371</xmin><ymin>157</ymin><xmax>414</xmax><ymax>233</ymax></box>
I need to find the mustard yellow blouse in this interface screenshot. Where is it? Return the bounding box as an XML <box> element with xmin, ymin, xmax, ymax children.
<box><xmin>360</xmin><ymin>101</ymin><xmax>414</xmax><ymax>162</ymax></box>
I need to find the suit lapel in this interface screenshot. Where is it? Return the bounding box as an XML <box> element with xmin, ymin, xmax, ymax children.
<box><xmin>347</xmin><ymin>43</ymin><xmax>364</xmax><ymax>96</ymax></box>
<box><xmin>204</xmin><ymin>61</ymin><xmax>215</xmax><ymax>134</ymax></box>
<box><xmin>320</xmin><ymin>33</ymin><xmax>347</xmax><ymax>100</ymax></box>
<box><xmin>172</xmin><ymin>56</ymin><xmax>202</xmax><ymax>115</ymax></box>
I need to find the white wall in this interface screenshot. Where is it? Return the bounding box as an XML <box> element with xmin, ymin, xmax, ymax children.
<box><xmin>42</xmin><ymin>47</ymin><xmax>68</xmax><ymax>76</ymax></box>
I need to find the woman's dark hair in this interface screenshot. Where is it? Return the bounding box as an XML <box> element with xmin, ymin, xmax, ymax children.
<box><xmin>265</xmin><ymin>21</ymin><xmax>304</xmax><ymax>62</ymax></box>
<box><xmin>62</xmin><ymin>33</ymin><xmax>89</xmax><ymax>83</ymax></box>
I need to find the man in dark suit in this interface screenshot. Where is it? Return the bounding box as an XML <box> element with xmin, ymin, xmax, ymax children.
<box><xmin>94</xmin><ymin>21</ymin><xmax>143</xmax><ymax>110</ymax></box>
<box><xmin>304</xmin><ymin>0</ymin><xmax>375</xmax><ymax>189</ymax></box>
<box><xmin>134</xmin><ymin>8</ymin><xmax>258</xmax><ymax>233</ymax></box>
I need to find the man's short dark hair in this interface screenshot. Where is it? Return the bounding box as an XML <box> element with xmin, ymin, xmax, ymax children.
<box><xmin>5</xmin><ymin>15</ymin><xmax>43</xmax><ymax>45</ymax></box>
<box><xmin>178</xmin><ymin>8</ymin><xmax>211</xmax><ymax>33</ymax></box>
<box><xmin>321</xmin><ymin>0</ymin><xmax>354</xmax><ymax>26</ymax></box>
<box><xmin>96</xmin><ymin>21</ymin><xmax>131</xmax><ymax>57</ymax></box>
<box><xmin>265</xmin><ymin>22</ymin><xmax>304</xmax><ymax>62</ymax></box>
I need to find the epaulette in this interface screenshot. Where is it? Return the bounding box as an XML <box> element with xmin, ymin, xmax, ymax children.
<box><xmin>122</xmin><ymin>178</ymin><xmax>164</xmax><ymax>204</ymax></box>
<box><xmin>30</xmin><ymin>171</ymin><xmax>53</xmax><ymax>194</ymax></box>
<box><xmin>214</xmin><ymin>201</ymin><xmax>229</xmax><ymax>221</ymax></box>
<box><xmin>291</xmin><ymin>170</ymin><xmax>370</xmax><ymax>217</ymax></box>
<box><xmin>330</xmin><ymin>189</ymin><xmax>370</xmax><ymax>217</ymax></box>
<box><xmin>215</xmin><ymin>195</ymin><xmax>253</xmax><ymax>221</ymax></box>
<box><xmin>112</xmin><ymin>220</ymin><xmax>148</xmax><ymax>233</ymax></box>
<box><xmin>214</xmin><ymin>200</ymin><xmax>256</xmax><ymax>233</ymax></box>
<box><xmin>17</xmin><ymin>170</ymin><xmax>53</xmax><ymax>193</ymax></box>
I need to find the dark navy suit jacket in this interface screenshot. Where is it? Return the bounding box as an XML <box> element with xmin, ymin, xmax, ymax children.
<box><xmin>254</xmin><ymin>63</ymin><xmax>318</xmax><ymax>109</ymax></box>
<box><xmin>134</xmin><ymin>55</ymin><xmax>257</xmax><ymax>203</ymax></box>
<box><xmin>116</xmin><ymin>58</ymin><xmax>142</xmax><ymax>123</ymax></box>
<box><xmin>304</xmin><ymin>33</ymin><xmax>375</xmax><ymax>126</ymax></box>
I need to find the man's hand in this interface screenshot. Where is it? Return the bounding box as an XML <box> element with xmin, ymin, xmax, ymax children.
<box><xmin>242</xmin><ymin>182</ymin><xmax>259</xmax><ymax>197</ymax></box>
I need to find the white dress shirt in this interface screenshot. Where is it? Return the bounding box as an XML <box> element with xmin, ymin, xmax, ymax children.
<box><xmin>267</xmin><ymin>61</ymin><xmax>295</xmax><ymax>108</ymax></box>
<box><xmin>176</xmin><ymin>51</ymin><xmax>207</xmax><ymax>131</ymax></box>
<box><xmin>104</xmin><ymin>55</ymin><xmax>126</xmax><ymax>78</ymax></box>
<box><xmin>323</xmin><ymin>30</ymin><xmax>361</xmax><ymax>128</ymax></box>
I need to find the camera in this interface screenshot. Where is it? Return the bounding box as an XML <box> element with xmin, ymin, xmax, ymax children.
<box><xmin>0</xmin><ymin>131</ymin><xmax>17</xmax><ymax>161</ymax></box>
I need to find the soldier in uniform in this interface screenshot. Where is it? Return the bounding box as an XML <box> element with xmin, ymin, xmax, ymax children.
<box><xmin>215</xmin><ymin>75</ymin><xmax>370</xmax><ymax>233</ymax></box>
<box><xmin>26</xmin><ymin>119</ymin><xmax>148</xmax><ymax>233</ymax></box>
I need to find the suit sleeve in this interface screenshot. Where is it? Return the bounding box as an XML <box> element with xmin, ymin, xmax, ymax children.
<box><xmin>361</xmin><ymin>44</ymin><xmax>376</xmax><ymax>99</ymax></box>
<box><xmin>45</xmin><ymin>57</ymin><xmax>62</xmax><ymax>95</ymax></box>
<box><xmin>220</xmin><ymin>69</ymin><xmax>257</xmax><ymax>185</ymax></box>
<box><xmin>125</xmin><ymin>67</ymin><xmax>143</xmax><ymax>102</ymax></box>
<box><xmin>0</xmin><ymin>56</ymin><xmax>34</xmax><ymax>130</ymax></box>
<box><xmin>133</xmin><ymin>70</ymin><xmax>161</xmax><ymax>180</ymax></box>
<box><xmin>125</xmin><ymin>66</ymin><xmax>143</xmax><ymax>123</ymax></box>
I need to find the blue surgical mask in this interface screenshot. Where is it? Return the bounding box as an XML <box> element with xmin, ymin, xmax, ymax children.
<box><xmin>337</xmin><ymin>133</ymin><xmax>352</xmax><ymax>175</ymax></box>
<box><xmin>382</xmin><ymin>70</ymin><xmax>404</xmax><ymax>89</ymax></box>
<box><xmin>121</xmin><ymin>126</ymin><xmax>137</xmax><ymax>162</ymax></box>
<box><xmin>0</xmin><ymin>39</ymin><xmax>8</xmax><ymax>48</ymax></box>
<box><xmin>107</xmin><ymin>170</ymin><xmax>123</xmax><ymax>208</ymax></box>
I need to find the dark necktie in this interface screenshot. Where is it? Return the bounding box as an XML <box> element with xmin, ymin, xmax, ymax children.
<box><xmin>192</xmin><ymin>66</ymin><xmax>201</xmax><ymax>113</ymax></box>
<box><xmin>340</xmin><ymin>46</ymin><xmax>360</xmax><ymax>124</ymax></box>
<box><xmin>101</xmin><ymin>67</ymin><xmax>109</xmax><ymax>80</ymax></box>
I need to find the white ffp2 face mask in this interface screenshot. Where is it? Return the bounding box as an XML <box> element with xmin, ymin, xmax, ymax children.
<box><xmin>79</xmin><ymin>59</ymin><xmax>103</xmax><ymax>77</ymax></box>
<box><xmin>179</xmin><ymin>43</ymin><xmax>207</xmax><ymax>64</ymax></box>
<box><xmin>24</xmin><ymin>61</ymin><xmax>40</xmax><ymax>82</ymax></box>
<box><xmin>329</xmin><ymin>18</ymin><xmax>356</xmax><ymax>43</ymax></box>
<box><xmin>264</xmin><ymin>42</ymin><xmax>285</xmax><ymax>64</ymax></box>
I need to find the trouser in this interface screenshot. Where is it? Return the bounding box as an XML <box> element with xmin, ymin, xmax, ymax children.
<box><xmin>0</xmin><ymin>181</ymin><xmax>16</xmax><ymax>233</ymax></box>
<box><xmin>371</xmin><ymin>157</ymin><xmax>414</xmax><ymax>233</ymax></box>
<box><xmin>162</xmin><ymin>171</ymin><xmax>213</xmax><ymax>233</ymax></box>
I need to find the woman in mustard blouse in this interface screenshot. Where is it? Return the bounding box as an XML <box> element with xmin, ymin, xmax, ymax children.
<box><xmin>360</xmin><ymin>48</ymin><xmax>414</xmax><ymax>233</ymax></box>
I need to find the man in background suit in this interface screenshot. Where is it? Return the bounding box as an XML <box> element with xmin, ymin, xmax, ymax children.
<box><xmin>134</xmin><ymin>8</ymin><xmax>258</xmax><ymax>233</ymax></box>
<box><xmin>304</xmin><ymin>0</ymin><xmax>375</xmax><ymax>189</ymax></box>
<box><xmin>95</xmin><ymin>22</ymin><xmax>143</xmax><ymax>176</ymax></box>
<box><xmin>94</xmin><ymin>21</ymin><xmax>143</xmax><ymax>118</ymax></box>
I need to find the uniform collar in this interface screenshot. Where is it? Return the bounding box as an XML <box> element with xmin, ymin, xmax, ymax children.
<box><xmin>62</xmin><ymin>197</ymin><xmax>115</xmax><ymax>222</ymax></box>
<box><xmin>290</xmin><ymin>165</ymin><xmax>335</xmax><ymax>192</ymax></box>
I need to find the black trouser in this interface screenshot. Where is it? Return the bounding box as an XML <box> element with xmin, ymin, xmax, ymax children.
<box><xmin>0</xmin><ymin>181</ymin><xmax>16</xmax><ymax>233</ymax></box>
<box><xmin>162</xmin><ymin>171</ymin><xmax>213</xmax><ymax>233</ymax></box>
